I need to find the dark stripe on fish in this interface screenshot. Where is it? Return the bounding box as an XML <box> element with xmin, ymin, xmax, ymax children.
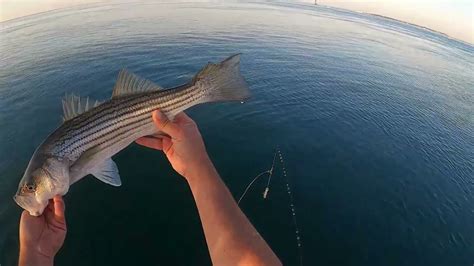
<box><xmin>56</xmin><ymin>85</ymin><xmax>204</xmax><ymax>156</ymax></box>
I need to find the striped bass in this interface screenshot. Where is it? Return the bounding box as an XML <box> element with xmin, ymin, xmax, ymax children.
<box><xmin>14</xmin><ymin>54</ymin><xmax>250</xmax><ymax>216</ymax></box>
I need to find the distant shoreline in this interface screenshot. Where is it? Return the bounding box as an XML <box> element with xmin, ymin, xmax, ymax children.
<box><xmin>1</xmin><ymin>0</ymin><xmax>472</xmax><ymax>46</ymax></box>
<box><xmin>367</xmin><ymin>13</ymin><xmax>449</xmax><ymax>37</ymax></box>
<box><xmin>363</xmin><ymin>12</ymin><xmax>472</xmax><ymax>46</ymax></box>
<box><xmin>313</xmin><ymin>3</ymin><xmax>472</xmax><ymax>46</ymax></box>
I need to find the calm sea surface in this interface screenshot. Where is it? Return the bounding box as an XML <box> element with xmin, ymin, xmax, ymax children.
<box><xmin>0</xmin><ymin>1</ymin><xmax>473</xmax><ymax>265</ymax></box>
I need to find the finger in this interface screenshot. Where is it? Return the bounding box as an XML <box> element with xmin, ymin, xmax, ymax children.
<box><xmin>136</xmin><ymin>136</ymin><xmax>163</xmax><ymax>150</ymax></box>
<box><xmin>53</xmin><ymin>195</ymin><xmax>66</xmax><ymax>223</ymax></box>
<box><xmin>47</xmin><ymin>199</ymin><xmax>54</xmax><ymax>212</ymax></box>
<box><xmin>161</xmin><ymin>136</ymin><xmax>173</xmax><ymax>154</ymax></box>
<box><xmin>152</xmin><ymin>133</ymin><xmax>168</xmax><ymax>138</ymax></box>
<box><xmin>152</xmin><ymin>111</ymin><xmax>182</xmax><ymax>140</ymax></box>
<box><xmin>21</xmin><ymin>210</ymin><xmax>34</xmax><ymax>221</ymax></box>
<box><xmin>173</xmin><ymin>112</ymin><xmax>193</xmax><ymax>125</ymax></box>
<box><xmin>20</xmin><ymin>210</ymin><xmax>36</xmax><ymax>227</ymax></box>
<box><xmin>44</xmin><ymin>198</ymin><xmax>56</xmax><ymax>223</ymax></box>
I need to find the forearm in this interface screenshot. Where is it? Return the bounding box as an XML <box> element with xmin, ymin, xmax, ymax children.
<box><xmin>186</xmin><ymin>159</ymin><xmax>281</xmax><ymax>266</ymax></box>
<box><xmin>137</xmin><ymin>110</ymin><xmax>280</xmax><ymax>264</ymax></box>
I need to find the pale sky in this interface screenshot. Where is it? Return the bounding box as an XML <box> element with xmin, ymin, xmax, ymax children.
<box><xmin>1</xmin><ymin>0</ymin><xmax>473</xmax><ymax>44</ymax></box>
<box><xmin>308</xmin><ymin>0</ymin><xmax>473</xmax><ymax>44</ymax></box>
<box><xmin>0</xmin><ymin>0</ymin><xmax>100</xmax><ymax>21</ymax></box>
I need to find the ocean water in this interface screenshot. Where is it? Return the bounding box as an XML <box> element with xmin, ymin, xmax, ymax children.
<box><xmin>0</xmin><ymin>1</ymin><xmax>473</xmax><ymax>265</ymax></box>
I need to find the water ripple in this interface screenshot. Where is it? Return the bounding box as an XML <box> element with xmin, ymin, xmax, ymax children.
<box><xmin>0</xmin><ymin>1</ymin><xmax>473</xmax><ymax>265</ymax></box>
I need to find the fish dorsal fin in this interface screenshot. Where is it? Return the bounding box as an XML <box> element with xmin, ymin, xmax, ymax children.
<box><xmin>90</xmin><ymin>158</ymin><xmax>121</xmax><ymax>186</ymax></box>
<box><xmin>112</xmin><ymin>69</ymin><xmax>163</xmax><ymax>98</ymax></box>
<box><xmin>62</xmin><ymin>94</ymin><xmax>101</xmax><ymax>122</ymax></box>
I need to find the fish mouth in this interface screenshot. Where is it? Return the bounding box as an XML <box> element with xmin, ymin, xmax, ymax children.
<box><xmin>13</xmin><ymin>194</ymin><xmax>46</xmax><ymax>216</ymax></box>
<box><xmin>13</xmin><ymin>194</ymin><xmax>23</xmax><ymax>207</ymax></box>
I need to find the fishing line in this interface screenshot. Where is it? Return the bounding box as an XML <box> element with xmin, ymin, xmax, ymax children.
<box><xmin>277</xmin><ymin>148</ymin><xmax>303</xmax><ymax>266</ymax></box>
<box><xmin>237</xmin><ymin>170</ymin><xmax>271</xmax><ymax>204</ymax></box>
<box><xmin>237</xmin><ymin>148</ymin><xmax>303</xmax><ymax>266</ymax></box>
<box><xmin>263</xmin><ymin>152</ymin><xmax>277</xmax><ymax>199</ymax></box>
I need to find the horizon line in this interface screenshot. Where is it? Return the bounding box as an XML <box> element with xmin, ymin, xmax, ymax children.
<box><xmin>1</xmin><ymin>0</ymin><xmax>472</xmax><ymax>46</ymax></box>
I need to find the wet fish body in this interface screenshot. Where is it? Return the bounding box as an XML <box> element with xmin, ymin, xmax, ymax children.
<box><xmin>14</xmin><ymin>54</ymin><xmax>250</xmax><ymax>215</ymax></box>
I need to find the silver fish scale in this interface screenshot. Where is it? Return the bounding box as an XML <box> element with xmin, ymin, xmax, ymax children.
<box><xmin>50</xmin><ymin>84</ymin><xmax>206</xmax><ymax>162</ymax></box>
<box><xmin>14</xmin><ymin>54</ymin><xmax>250</xmax><ymax>217</ymax></box>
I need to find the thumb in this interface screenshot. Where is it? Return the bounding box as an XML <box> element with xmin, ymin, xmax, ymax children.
<box><xmin>53</xmin><ymin>195</ymin><xmax>66</xmax><ymax>223</ymax></box>
<box><xmin>152</xmin><ymin>111</ymin><xmax>182</xmax><ymax>140</ymax></box>
<box><xmin>20</xmin><ymin>210</ymin><xmax>35</xmax><ymax>223</ymax></box>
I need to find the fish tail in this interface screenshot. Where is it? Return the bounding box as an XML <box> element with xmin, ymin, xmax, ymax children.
<box><xmin>192</xmin><ymin>54</ymin><xmax>251</xmax><ymax>103</ymax></box>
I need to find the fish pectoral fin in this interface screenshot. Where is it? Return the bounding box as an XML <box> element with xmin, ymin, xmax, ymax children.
<box><xmin>90</xmin><ymin>158</ymin><xmax>122</xmax><ymax>186</ymax></box>
<box><xmin>62</xmin><ymin>94</ymin><xmax>102</xmax><ymax>122</ymax></box>
<box><xmin>112</xmin><ymin>69</ymin><xmax>164</xmax><ymax>98</ymax></box>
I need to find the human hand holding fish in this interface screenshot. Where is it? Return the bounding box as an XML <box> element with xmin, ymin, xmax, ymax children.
<box><xmin>14</xmin><ymin>54</ymin><xmax>281</xmax><ymax>265</ymax></box>
<box><xmin>18</xmin><ymin>110</ymin><xmax>282</xmax><ymax>266</ymax></box>
<box><xmin>136</xmin><ymin>110</ymin><xmax>212</xmax><ymax>180</ymax></box>
<box><xmin>14</xmin><ymin>54</ymin><xmax>249</xmax><ymax>216</ymax></box>
<box><xmin>19</xmin><ymin>195</ymin><xmax>66</xmax><ymax>266</ymax></box>
<box><xmin>138</xmin><ymin>110</ymin><xmax>282</xmax><ymax>266</ymax></box>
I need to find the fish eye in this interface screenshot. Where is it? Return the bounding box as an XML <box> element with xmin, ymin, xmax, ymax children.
<box><xmin>23</xmin><ymin>184</ymin><xmax>36</xmax><ymax>193</ymax></box>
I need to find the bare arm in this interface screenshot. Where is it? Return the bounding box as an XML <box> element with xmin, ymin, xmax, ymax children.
<box><xmin>137</xmin><ymin>111</ymin><xmax>281</xmax><ymax>266</ymax></box>
<box><xmin>188</xmin><ymin>157</ymin><xmax>280</xmax><ymax>265</ymax></box>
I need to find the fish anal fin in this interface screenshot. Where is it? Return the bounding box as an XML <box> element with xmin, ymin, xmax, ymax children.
<box><xmin>90</xmin><ymin>158</ymin><xmax>121</xmax><ymax>186</ymax></box>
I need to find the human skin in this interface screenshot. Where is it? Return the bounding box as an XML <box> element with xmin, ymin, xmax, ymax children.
<box><xmin>18</xmin><ymin>110</ymin><xmax>281</xmax><ymax>266</ymax></box>
<box><xmin>19</xmin><ymin>195</ymin><xmax>66</xmax><ymax>266</ymax></box>
<box><xmin>136</xmin><ymin>111</ymin><xmax>281</xmax><ymax>266</ymax></box>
